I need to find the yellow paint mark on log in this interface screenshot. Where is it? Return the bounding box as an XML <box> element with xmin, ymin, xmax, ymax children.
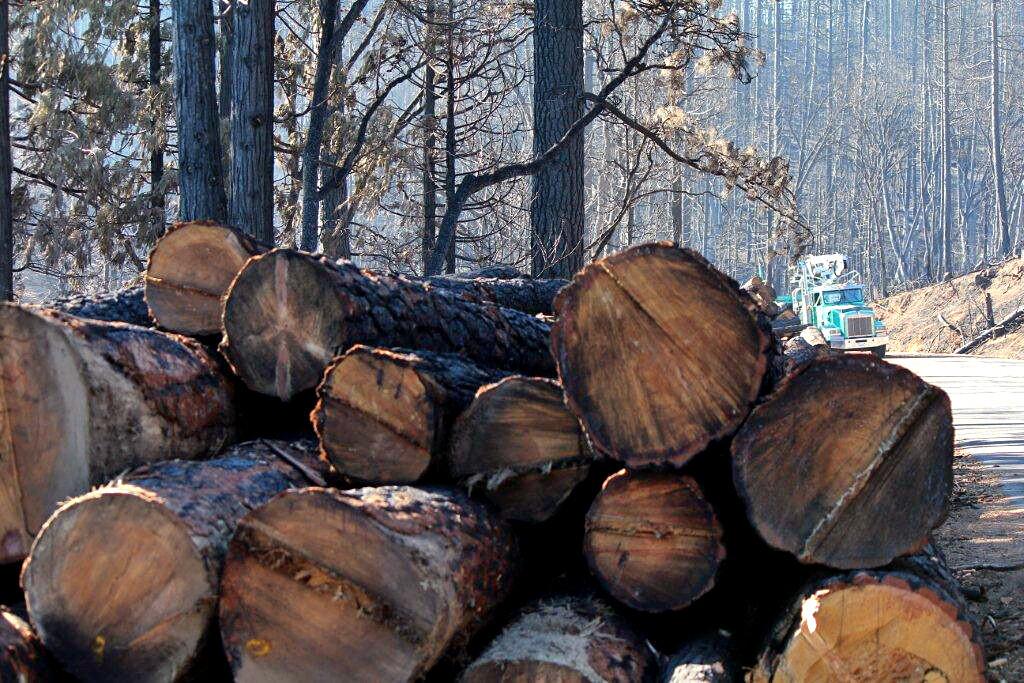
<box><xmin>92</xmin><ymin>635</ymin><xmax>105</xmax><ymax>662</ymax></box>
<box><xmin>246</xmin><ymin>638</ymin><xmax>272</xmax><ymax>657</ymax></box>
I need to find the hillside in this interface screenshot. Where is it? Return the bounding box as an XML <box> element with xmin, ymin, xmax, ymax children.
<box><xmin>875</xmin><ymin>258</ymin><xmax>1024</xmax><ymax>358</ymax></box>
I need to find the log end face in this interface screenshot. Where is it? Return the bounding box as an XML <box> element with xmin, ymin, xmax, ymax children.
<box><xmin>23</xmin><ymin>489</ymin><xmax>212</xmax><ymax>682</ymax></box>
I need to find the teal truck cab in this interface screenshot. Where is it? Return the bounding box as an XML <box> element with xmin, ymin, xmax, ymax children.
<box><xmin>781</xmin><ymin>254</ymin><xmax>888</xmax><ymax>356</ymax></box>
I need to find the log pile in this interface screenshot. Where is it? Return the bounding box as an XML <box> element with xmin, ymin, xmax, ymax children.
<box><xmin>0</xmin><ymin>237</ymin><xmax>984</xmax><ymax>682</ymax></box>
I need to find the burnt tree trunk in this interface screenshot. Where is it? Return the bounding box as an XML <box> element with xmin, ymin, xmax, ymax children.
<box><xmin>584</xmin><ymin>470</ymin><xmax>725</xmax><ymax>613</ymax></box>
<box><xmin>218</xmin><ymin>486</ymin><xmax>517</xmax><ymax>681</ymax></box>
<box><xmin>448</xmin><ymin>376</ymin><xmax>592</xmax><ymax>523</ymax></box>
<box><xmin>0</xmin><ymin>306</ymin><xmax>236</xmax><ymax>564</ymax></box>
<box><xmin>732</xmin><ymin>354</ymin><xmax>953</xmax><ymax>568</ymax></box>
<box><xmin>171</xmin><ymin>0</ymin><xmax>227</xmax><ymax>222</ymax></box>
<box><xmin>144</xmin><ymin>221</ymin><xmax>267</xmax><ymax>335</ymax></box>
<box><xmin>220</xmin><ymin>249</ymin><xmax>555</xmax><ymax>400</ymax></box>
<box><xmin>312</xmin><ymin>346</ymin><xmax>506</xmax><ymax>484</ymax></box>
<box><xmin>462</xmin><ymin>596</ymin><xmax>657</xmax><ymax>681</ymax></box>
<box><xmin>552</xmin><ymin>243</ymin><xmax>769</xmax><ymax>467</ymax></box>
<box><xmin>417</xmin><ymin>275</ymin><xmax>567</xmax><ymax>315</ymax></box>
<box><xmin>21</xmin><ymin>440</ymin><xmax>322</xmax><ymax>682</ymax></box>
<box><xmin>49</xmin><ymin>287</ymin><xmax>152</xmax><ymax>327</ymax></box>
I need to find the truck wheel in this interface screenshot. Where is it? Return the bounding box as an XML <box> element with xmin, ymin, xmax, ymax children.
<box><xmin>871</xmin><ymin>345</ymin><xmax>887</xmax><ymax>358</ymax></box>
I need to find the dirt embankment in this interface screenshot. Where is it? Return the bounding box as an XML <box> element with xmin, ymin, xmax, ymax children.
<box><xmin>875</xmin><ymin>259</ymin><xmax>1024</xmax><ymax>357</ymax></box>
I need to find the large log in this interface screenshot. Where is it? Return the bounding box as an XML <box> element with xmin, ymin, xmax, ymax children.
<box><xmin>218</xmin><ymin>485</ymin><xmax>517</xmax><ymax>682</ymax></box>
<box><xmin>552</xmin><ymin>243</ymin><xmax>769</xmax><ymax>468</ymax></box>
<box><xmin>312</xmin><ymin>346</ymin><xmax>506</xmax><ymax>484</ymax></box>
<box><xmin>49</xmin><ymin>285</ymin><xmax>151</xmax><ymax>327</ymax></box>
<box><xmin>448</xmin><ymin>376</ymin><xmax>593</xmax><ymax>523</ymax></box>
<box><xmin>221</xmin><ymin>248</ymin><xmax>555</xmax><ymax>400</ymax></box>
<box><xmin>1</xmin><ymin>606</ymin><xmax>61</xmax><ymax>681</ymax></box>
<box><xmin>461</xmin><ymin>596</ymin><xmax>657</xmax><ymax>682</ymax></box>
<box><xmin>144</xmin><ymin>221</ymin><xmax>267</xmax><ymax>335</ymax></box>
<box><xmin>750</xmin><ymin>547</ymin><xmax>985</xmax><ymax>682</ymax></box>
<box><xmin>661</xmin><ymin>632</ymin><xmax>737</xmax><ymax>683</ymax></box>
<box><xmin>21</xmin><ymin>440</ymin><xmax>321</xmax><ymax>682</ymax></box>
<box><xmin>584</xmin><ymin>470</ymin><xmax>725</xmax><ymax>613</ymax></box>
<box><xmin>0</xmin><ymin>305</ymin><xmax>236</xmax><ymax>564</ymax></box>
<box><xmin>732</xmin><ymin>354</ymin><xmax>954</xmax><ymax>568</ymax></box>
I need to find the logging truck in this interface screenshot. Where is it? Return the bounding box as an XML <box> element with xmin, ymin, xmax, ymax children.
<box><xmin>779</xmin><ymin>254</ymin><xmax>889</xmax><ymax>356</ymax></box>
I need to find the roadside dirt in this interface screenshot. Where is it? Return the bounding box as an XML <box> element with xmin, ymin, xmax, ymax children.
<box><xmin>875</xmin><ymin>258</ymin><xmax>1024</xmax><ymax>357</ymax></box>
<box><xmin>937</xmin><ymin>450</ymin><xmax>1024</xmax><ymax>682</ymax></box>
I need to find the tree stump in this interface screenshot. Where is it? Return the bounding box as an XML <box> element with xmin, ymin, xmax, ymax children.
<box><xmin>21</xmin><ymin>440</ymin><xmax>321</xmax><ymax>682</ymax></box>
<box><xmin>448</xmin><ymin>376</ymin><xmax>592</xmax><ymax>522</ymax></box>
<box><xmin>144</xmin><ymin>220</ymin><xmax>267</xmax><ymax>335</ymax></box>
<box><xmin>552</xmin><ymin>243</ymin><xmax>769</xmax><ymax>467</ymax></box>
<box><xmin>220</xmin><ymin>248</ymin><xmax>554</xmax><ymax>400</ymax></box>
<box><xmin>584</xmin><ymin>470</ymin><xmax>725</xmax><ymax>612</ymax></box>
<box><xmin>750</xmin><ymin>547</ymin><xmax>986</xmax><ymax>682</ymax></box>
<box><xmin>0</xmin><ymin>305</ymin><xmax>236</xmax><ymax>564</ymax></box>
<box><xmin>218</xmin><ymin>486</ymin><xmax>516</xmax><ymax>682</ymax></box>
<box><xmin>732</xmin><ymin>354</ymin><xmax>954</xmax><ymax>568</ymax></box>
<box><xmin>312</xmin><ymin>346</ymin><xmax>506</xmax><ymax>483</ymax></box>
<box><xmin>461</xmin><ymin>596</ymin><xmax>656</xmax><ymax>682</ymax></box>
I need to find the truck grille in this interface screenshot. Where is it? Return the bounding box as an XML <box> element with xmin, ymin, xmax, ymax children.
<box><xmin>845</xmin><ymin>315</ymin><xmax>874</xmax><ymax>338</ymax></box>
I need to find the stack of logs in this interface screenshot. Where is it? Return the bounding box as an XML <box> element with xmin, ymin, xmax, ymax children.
<box><xmin>0</xmin><ymin>221</ymin><xmax>984</xmax><ymax>682</ymax></box>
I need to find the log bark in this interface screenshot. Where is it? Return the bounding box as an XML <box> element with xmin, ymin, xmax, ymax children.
<box><xmin>221</xmin><ymin>248</ymin><xmax>554</xmax><ymax>400</ymax></box>
<box><xmin>448</xmin><ymin>376</ymin><xmax>592</xmax><ymax>523</ymax></box>
<box><xmin>0</xmin><ymin>606</ymin><xmax>61</xmax><ymax>681</ymax></box>
<box><xmin>218</xmin><ymin>485</ymin><xmax>517</xmax><ymax>682</ymax></box>
<box><xmin>461</xmin><ymin>596</ymin><xmax>657</xmax><ymax>682</ymax></box>
<box><xmin>750</xmin><ymin>546</ymin><xmax>985</xmax><ymax>682</ymax></box>
<box><xmin>584</xmin><ymin>470</ymin><xmax>725</xmax><ymax>613</ymax></box>
<box><xmin>732</xmin><ymin>354</ymin><xmax>954</xmax><ymax>569</ymax></box>
<box><xmin>417</xmin><ymin>275</ymin><xmax>567</xmax><ymax>315</ymax></box>
<box><xmin>661</xmin><ymin>632</ymin><xmax>737</xmax><ymax>683</ymax></box>
<box><xmin>312</xmin><ymin>346</ymin><xmax>507</xmax><ymax>484</ymax></box>
<box><xmin>49</xmin><ymin>286</ymin><xmax>151</xmax><ymax>327</ymax></box>
<box><xmin>144</xmin><ymin>221</ymin><xmax>267</xmax><ymax>335</ymax></box>
<box><xmin>552</xmin><ymin>243</ymin><xmax>769</xmax><ymax>468</ymax></box>
<box><xmin>21</xmin><ymin>440</ymin><xmax>321</xmax><ymax>682</ymax></box>
<box><xmin>0</xmin><ymin>305</ymin><xmax>236</xmax><ymax>564</ymax></box>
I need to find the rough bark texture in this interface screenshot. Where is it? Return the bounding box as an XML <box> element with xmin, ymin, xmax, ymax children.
<box><xmin>448</xmin><ymin>376</ymin><xmax>592</xmax><ymax>523</ymax></box>
<box><xmin>751</xmin><ymin>546</ymin><xmax>986</xmax><ymax>682</ymax></box>
<box><xmin>732</xmin><ymin>354</ymin><xmax>954</xmax><ymax>569</ymax></box>
<box><xmin>419</xmin><ymin>275</ymin><xmax>567</xmax><ymax>315</ymax></box>
<box><xmin>584</xmin><ymin>470</ymin><xmax>725</xmax><ymax>613</ymax></box>
<box><xmin>171</xmin><ymin>0</ymin><xmax>227</xmax><ymax>222</ymax></box>
<box><xmin>228</xmin><ymin>0</ymin><xmax>274</xmax><ymax>244</ymax></box>
<box><xmin>552</xmin><ymin>243</ymin><xmax>769</xmax><ymax>467</ymax></box>
<box><xmin>21</xmin><ymin>440</ymin><xmax>321</xmax><ymax>682</ymax></box>
<box><xmin>0</xmin><ymin>305</ymin><xmax>236</xmax><ymax>564</ymax></box>
<box><xmin>462</xmin><ymin>596</ymin><xmax>657</xmax><ymax>682</ymax></box>
<box><xmin>48</xmin><ymin>286</ymin><xmax>152</xmax><ymax>327</ymax></box>
<box><xmin>221</xmin><ymin>248</ymin><xmax>555</xmax><ymax>400</ymax></box>
<box><xmin>312</xmin><ymin>345</ymin><xmax>507</xmax><ymax>484</ymax></box>
<box><xmin>0</xmin><ymin>607</ymin><xmax>61</xmax><ymax>682</ymax></box>
<box><xmin>661</xmin><ymin>633</ymin><xmax>736</xmax><ymax>683</ymax></box>
<box><xmin>530</xmin><ymin>0</ymin><xmax>584</xmax><ymax>278</ymax></box>
<box><xmin>144</xmin><ymin>221</ymin><xmax>266</xmax><ymax>335</ymax></box>
<box><xmin>218</xmin><ymin>485</ymin><xmax>517</xmax><ymax>682</ymax></box>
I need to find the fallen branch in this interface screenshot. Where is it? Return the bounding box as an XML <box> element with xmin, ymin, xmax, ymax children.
<box><xmin>955</xmin><ymin>306</ymin><xmax>1024</xmax><ymax>354</ymax></box>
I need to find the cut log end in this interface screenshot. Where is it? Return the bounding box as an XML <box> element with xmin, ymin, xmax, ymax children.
<box><xmin>145</xmin><ymin>221</ymin><xmax>265</xmax><ymax>335</ymax></box>
<box><xmin>732</xmin><ymin>354</ymin><xmax>954</xmax><ymax>568</ymax></box>
<box><xmin>219</xmin><ymin>486</ymin><xmax>516</xmax><ymax>682</ymax></box>
<box><xmin>552</xmin><ymin>243</ymin><xmax>768</xmax><ymax>467</ymax></box>
<box><xmin>449</xmin><ymin>377</ymin><xmax>592</xmax><ymax>522</ymax></box>
<box><xmin>584</xmin><ymin>470</ymin><xmax>724</xmax><ymax>613</ymax></box>
<box><xmin>22</xmin><ymin>489</ymin><xmax>211</xmax><ymax>681</ymax></box>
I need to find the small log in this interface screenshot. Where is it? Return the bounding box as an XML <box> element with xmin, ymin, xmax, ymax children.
<box><xmin>418</xmin><ymin>275</ymin><xmax>567</xmax><ymax>315</ymax></box>
<box><xmin>144</xmin><ymin>221</ymin><xmax>267</xmax><ymax>335</ymax></box>
<box><xmin>461</xmin><ymin>596</ymin><xmax>657</xmax><ymax>682</ymax></box>
<box><xmin>732</xmin><ymin>354</ymin><xmax>954</xmax><ymax>568</ymax></box>
<box><xmin>584</xmin><ymin>470</ymin><xmax>725</xmax><ymax>613</ymax></box>
<box><xmin>448</xmin><ymin>376</ymin><xmax>592</xmax><ymax>522</ymax></box>
<box><xmin>661</xmin><ymin>632</ymin><xmax>736</xmax><ymax>683</ymax></box>
<box><xmin>312</xmin><ymin>346</ymin><xmax>506</xmax><ymax>484</ymax></box>
<box><xmin>218</xmin><ymin>486</ymin><xmax>516</xmax><ymax>682</ymax></box>
<box><xmin>0</xmin><ymin>305</ymin><xmax>236</xmax><ymax>564</ymax></box>
<box><xmin>552</xmin><ymin>243</ymin><xmax>769</xmax><ymax>468</ymax></box>
<box><xmin>750</xmin><ymin>546</ymin><xmax>985</xmax><ymax>682</ymax></box>
<box><xmin>221</xmin><ymin>248</ymin><xmax>554</xmax><ymax>400</ymax></box>
<box><xmin>21</xmin><ymin>440</ymin><xmax>321</xmax><ymax>682</ymax></box>
<box><xmin>1</xmin><ymin>606</ymin><xmax>61</xmax><ymax>681</ymax></box>
<box><xmin>50</xmin><ymin>285</ymin><xmax>151</xmax><ymax>327</ymax></box>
